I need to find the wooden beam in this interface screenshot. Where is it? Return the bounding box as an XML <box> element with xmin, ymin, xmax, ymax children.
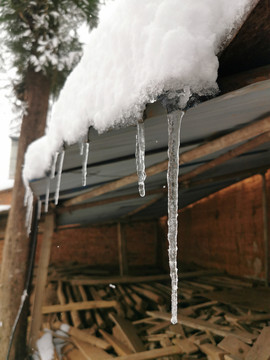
<box><xmin>117</xmin><ymin>223</ymin><xmax>128</xmax><ymax>276</ymax></box>
<box><xmin>180</xmin><ymin>131</ymin><xmax>270</xmax><ymax>182</ymax></box>
<box><xmin>146</xmin><ymin>311</ymin><xmax>256</xmax><ymax>344</ymax></box>
<box><xmin>42</xmin><ymin>299</ymin><xmax>118</xmax><ymax>314</ymax></box>
<box><xmin>29</xmin><ymin>213</ymin><xmax>54</xmax><ymax>350</ymax></box>
<box><xmin>115</xmin><ymin>345</ymin><xmax>182</xmax><ymax>359</ymax></box>
<box><xmin>58</xmin><ymin>188</ymin><xmax>166</xmax><ymax>214</ymax></box>
<box><xmin>66</xmin><ymin>269</ymin><xmax>221</xmax><ymax>286</ymax></box>
<box><xmin>261</xmin><ymin>172</ymin><xmax>269</xmax><ymax>287</ymax></box>
<box><xmin>63</xmin><ymin>115</ymin><xmax>270</xmax><ymax>207</ymax></box>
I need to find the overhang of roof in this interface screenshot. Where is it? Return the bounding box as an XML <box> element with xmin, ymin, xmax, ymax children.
<box><xmin>29</xmin><ymin>0</ymin><xmax>270</xmax><ymax>227</ymax></box>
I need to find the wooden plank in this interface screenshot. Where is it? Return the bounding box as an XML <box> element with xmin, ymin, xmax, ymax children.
<box><xmin>114</xmin><ymin>345</ymin><xmax>182</xmax><ymax>359</ymax></box>
<box><xmin>200</xmin><ymin>343</ymin><xmax>228</xmax><ymax>360</ymax></box>
<box><xmin>73</xmin><ymin>338</ymin><xmax>113</xmax><ymax>360</ymax></box>
<box><xmin>146</xmin><ymin>311</ymin><xmax>256</xmax><ymax>344</ymax></box>
<box><xmin>63</xmin><ymin>115</ymin><xmax>270</xmax><ymax>206</ymax></box>
<box><xmin>130</xmin><ymin>285</ymin><xmax>164</xmax><ymax>304</ymax></box>
<box><xmin>172</xmin><ymin>338</ymin><xmax>198</xmax><ymax>354</ymax></box>
<box><xmin>29</xmin><ymin>213</ymin><xmax>54</xmax><ymax>350</ymax></box>
<box><xmin>180</xmin><ymin>131</ymin><xmax>270</xmax><ymax>183</ymax></box>
<box><xmin>109</xmin><ymin>313</ymin><xmax>145</xmax><ymax>352</ymax></box>
<box><xmin>54</xmin><ymin>321</ymin><xmax>110</xmax><ymax>350</ymax></box>
<box><xmin>218</xmin><ymin>335</ymin><xmax>250</xmax><ymax>359</ymax></box>
<box><xmin>68</xmin><ymin>269</ymin><xmax>221</xmax><ymax>286</ymax></box>
<box><xmin>57</xmin><ymin>281</ymin><xmax>70</xmax><ymax>324</ymax></box>
<box><xmin>42</xmin><ymin>299</ymin><xmax>118</xmax><ymax>314</ymax></box>
<box><xmin>99</xmin><ymin>329</ymin><xmax>133</xmax><ymax>356</ymax></box>
<box><xmin>117</xmin><ymin>223</ymin><xmax>128</xmax><ymax>276</ymax></box>
<box><xmin>245</xmin><ymin>326</ymin><xmax>270</xmax><ymax>360</ymax></box>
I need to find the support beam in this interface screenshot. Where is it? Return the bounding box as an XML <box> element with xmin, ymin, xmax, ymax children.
<box><xmin>180</xmin><ymin>131</ymin><xmax>270</xmax><ymax>182</ymax></box>
<box><xmin>29</xmin><ymin>213</ymin><xmax>54</xmax><ymax>351</ymax></box>
<box><xmin>63</xmin><ymin>115</ymin><xmax>270</xmax><ymax>207</ymax></box>
<box><xmin>117</xmin><ymin>223</ymin><xmax>128</xmax><ymax>276</ymax></box>
<box><xmin>261</xmin><ymin>173</ymin><xmax>269</xmax><ymax>287</ymax></box>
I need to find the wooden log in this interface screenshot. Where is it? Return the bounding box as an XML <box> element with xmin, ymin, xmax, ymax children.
<box><xmin>89</xmin><ymin>287</ymin><xmax>106</xmax><ymax>328</ymax></box>
<box><xmin>73</xmin><ymin>338</ymin><xmax>113</xmax><ymax>359</ymax></box>
<box><xmin>114</xmin><ymin>345</ymin><xmax>183</xmax><ymax>359</ymax></box>
<box><xmin>99</xmin><ymin>329</ymin><xmax>133</xmax><ymax>356</ymax></box>
<box><xmin>68</xmin><ymin>269</ymin><xmax>220</xmax><ymax>286</ymax></box>
<box><xmin>57</xmin><ymin>281</ymin><xmax>70</xmax><ymax>324</ymax></box>
<box><xmin>42</xmin><ymin>300</ymin><xmax>118</xmax><ymax>314</ymax></box>
<box><xmin>63</xmin><ymin>115</ymin><xmax>270</xmax><ymax>206</ymax></box>
<box><xmin>29</xmin><ymin>213</ymin><xmax>54</xmax><ymax>350</ymax></box>
<box><xmin>245</xmin><ymin>326</ymin><xmax>270</xmax><ymax>360</ymax></box>
<box><xmin>146</xmin><ymin>311</ymin><xmax>256</xmax><ymax>344</ymax></box>
<box><xmin>218</xmin><ymin>335</ymin><xmax>250</xmax><ymax>359</ymax></box>
<box><xmin>146</xmin><ymin>321</ymin><xmax>171</xmax><ymax>335</ymax></box>
<box><xmin>109</xmin><ymin>313</ymin><xmax>145</xmax><ymax>352</ymax></box>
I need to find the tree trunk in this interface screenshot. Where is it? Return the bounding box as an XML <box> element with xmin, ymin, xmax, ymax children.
<box><xmin>0</xmin><ymin>68</ymin><xmax>51</xmax><ymax>360</ymax></box>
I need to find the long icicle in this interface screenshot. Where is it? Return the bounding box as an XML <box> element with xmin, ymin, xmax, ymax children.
<box><xmin>45</xmin><ymin>176</ymin><xmax>50</xmax><ymax>213</ymax></box>
<box><xmin>135</xmin><ymin>120</ymin><xmax>146</xmax><ymax>197</ymax></box>
<box><xmin>167</xmin><ymin>110</ymin><xmax>184</xmax><ymax>324</ymax></box>
<box><xmin>82</xmin><ymin>142</ymin><xmax>90</xmax><ymax>186</ymax></box>
<box><xmin>55</xmin><ymin>149</ymin><xmax>65</xmax><ymax>205</ymax></box>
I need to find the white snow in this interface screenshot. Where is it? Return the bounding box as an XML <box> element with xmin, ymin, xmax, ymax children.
<box><xmin>36</xmin><ymin>331</ymin><xmax>54</xmax><ymax>360</ymax></box>
<box><xmin>0</xmin><ymin>205</ymin><xmax>11</xmax><ymax>212</ymax></box>
<box><xmin>23</xmin><ymin>0</ymin><xmax>253</xmax><ymax>183</ymax></box>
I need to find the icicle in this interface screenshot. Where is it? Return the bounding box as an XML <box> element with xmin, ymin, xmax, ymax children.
<box><xmin>50</xmin><ymin>151</ymin><xmax>59</xmax><ymax>179</ymax></box>
<box><xmin>37</xmin><ymin>198</ymin><xmax>42</xmax><ymax>220</ymax></box>
<box><xmin>167</xmin><ymin>110</ymin><xmax>184</xmax><ymax>324</ymax></box>
<box><xmin>135</xmin><ymin>121</ymin><xmax>146</xmax><ymax>197</ymax></box>
<box><xmin>80</xmin><ymin>142</ymin><xmax>85</xmax><ymax>156</ymax></box>
<box><xmin>45</xmin><ymin>177</ymin><xmax>50</xmax><ymax>213</ymax></box>
<box><xmin>24</xmin><ymin>185</ymin><xmax>31</xmax><ymax>207</ymax></box>
<box><xmin>82</xmin><ymin>142</ymin><xmax>89</xmax><ymax>186</ymax></box>
<box><xmin>25</xmin><ymin>189</ymin><xmax>34</xmax><ymax>235</ymax></box>
<box><xmin>54</xmin><ymin>150</ymin><xmax>65</xmax><ymax>205</ymax></box>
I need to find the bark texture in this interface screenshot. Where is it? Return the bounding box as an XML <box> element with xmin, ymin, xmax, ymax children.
<box><xmin>0</xmin><ymin>69</ymin><xmax>51</xmax><ymax>360</ymax></box>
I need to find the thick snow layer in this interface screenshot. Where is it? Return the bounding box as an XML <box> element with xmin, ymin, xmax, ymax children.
<box><xmin>23</xmin><ymin>0</ymin><xmax>253</xmax><ymax>182</ymax></box>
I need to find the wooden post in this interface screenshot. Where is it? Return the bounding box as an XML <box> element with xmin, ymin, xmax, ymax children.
<box><xmin>29</xmin><ymin>213</ymin><xmax>55</xmax><ymax>351</ymax></box>
<box><xmin>261</xmin><ymin>173</ymin><xmax>269</xmax><ymax>287</ymax></box>
<box><xmin>117</xmin><ymin>222</ymin><xmax>128</xmax><ymax>276</ymax></box>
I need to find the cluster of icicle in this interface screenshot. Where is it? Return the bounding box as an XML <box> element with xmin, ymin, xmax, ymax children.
<box><xmin>24</xmin><ymin>94</ymin><xmax>187</xmax><ymax>324</ymax></box>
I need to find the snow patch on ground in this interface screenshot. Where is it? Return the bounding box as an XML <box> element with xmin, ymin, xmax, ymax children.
<box><xmin>23</xmin><ymin>0</ymin><xmax>253</xmax><ymax>182</ymax></box>
<box><xmin>0</xmin><ymin>205</ymin><xmax>11</xmax><ymax>212</ymax></box>
<box><xmin>0</xmin><ymin>179</ymin><xmax>14</xmax><ymax>192</ymax></box>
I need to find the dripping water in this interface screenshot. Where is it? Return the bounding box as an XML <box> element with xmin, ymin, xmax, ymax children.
<box><xmin>54</xmin><ymin>150</ymin><xmax>65</xmax><ymax>205</ymax></box>
<box><xmin>82</xmin><ymin>142</ymin><xmax>89</xmax><ymax>186</ymax></box>
<box><xmin>167</xmin><ymin>110</ymin><xmax>184</xmax><ymax>324</ymax></box>
<box><xmin>135</xmin><ymin>121</ymin><xmax>146</xmax><ymax>197</ymax></box>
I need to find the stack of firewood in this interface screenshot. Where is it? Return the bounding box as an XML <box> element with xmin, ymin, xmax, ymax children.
<box><xmin>32</xmin><ymin>266</ymin><xmax>270</xmax><ymax>359</ymax></box>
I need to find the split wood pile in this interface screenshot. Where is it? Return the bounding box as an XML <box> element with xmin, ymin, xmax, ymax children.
<box><xmin>33</xmin><ymin>265</ymin><xmax>270</xmax><ymax>359</ymax></box>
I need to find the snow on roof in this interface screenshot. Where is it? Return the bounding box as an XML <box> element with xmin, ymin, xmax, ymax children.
<box><xmin>23</xmin><ymin>0</ymin><xmax>253</xmax><ymax>182</ymax></box>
